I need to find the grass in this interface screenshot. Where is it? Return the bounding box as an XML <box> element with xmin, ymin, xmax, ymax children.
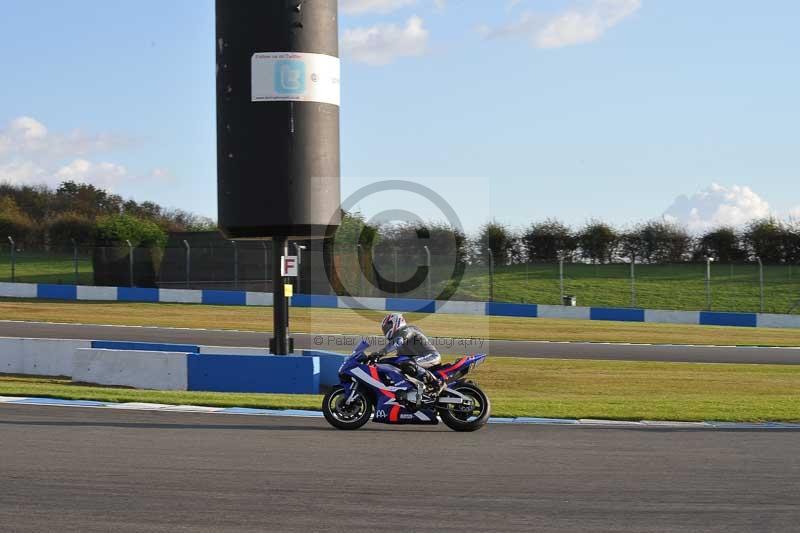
<box><xmin>3</xmin><ymin>357</ymin><xmax>800</xmax><ymax>422</ymax></box>
<box><xmin>446</xmin><ymin>262</ymin><xmax>800</xmax><ymax>314</ymax></box>
<box><xmin>0</xmin><ymin>250</ymin><xmax>93</xmax><ymax>285</ymax></box>
<box><xmin>3</xmin><ymin>298</ymin><xmax>800</xmax><ymax>349</ymax></box>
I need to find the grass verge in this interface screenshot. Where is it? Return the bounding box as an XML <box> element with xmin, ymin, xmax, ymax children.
<box><xmin>2</xmin><ymin>298</ymin><xmax>800</xmax><ymax>349</ymax></box>
<box><xmin>3</xmin><ymin>357</ymin><xmax>800</xmax><ymax>422</ymax></box>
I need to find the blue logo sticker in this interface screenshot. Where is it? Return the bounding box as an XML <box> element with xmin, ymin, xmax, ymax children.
<box><xmin>274</xmin><ymin>60</ymin><xmax>306</xmax><ymax>95</ymax></box>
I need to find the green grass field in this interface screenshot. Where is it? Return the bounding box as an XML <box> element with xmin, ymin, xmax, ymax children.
<box><xmin>446</xmin><ymin>262</ymin><xmax>800</xmax><ymax>314</ymax></box>
<box><xmin>0</xmin><ymin>251</ymin><xmax>93</xmax><ymax>285</ymax></box>
<box><xmin>3</xmin><ymin>356</ymin><xmax>800</xmax><ymax>421</ymax></box>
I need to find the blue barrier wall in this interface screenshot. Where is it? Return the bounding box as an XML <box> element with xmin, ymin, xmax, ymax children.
<box><xmin>37</xmin><ymin>284</ymin><xmax>77</xmax><ymax>300</ymax></box>
<box><xmin>2</xmin><ymin>281</ymin><xmax>797</xmax><ymax>329</ymax></box>
<box><xmin>202</xmin><ymin>290</ymin><xmax>247</xmax><ymax>306</ymax></box>
<box><xmin>302</xmin><ymin>350</ymin><xmax>347</xmax><ymax>387</ymax></box>
<box><xmin>292</xmin><ymin>294</ymin><xmax>339</xmax><ymax>309</ymax></box>
<box><xmin>699</xmin><ymin>312</ymin><xmax>758</xmax><ymax>328</ymax></box>
<box><xmin>91</xmin><ymin>340</ymin><xmax>200</xmax><ymax>353</ymax></box>
<box><xmin>118</xmin><ymin>287</ymin><xmax>160</xmax><ymax>303</ymax></box>
<box><xmin>188</xmin><ymin>354</ymin><xmax>319</xmax><ymax>394</ymax></box>
<box><xmin>486</xmin><ymin>302</ymin><xmax>538</xmax><ymax>318</ymax></box>
<box><xmin>590</xmin><ymin>307</ymin><xmax>645</xmax><ymax>323</ymax></box>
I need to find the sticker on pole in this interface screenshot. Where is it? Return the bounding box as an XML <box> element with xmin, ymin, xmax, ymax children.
<box><xmin>282</xmin><ymin>256</ymin><xmax>299</xmax><ymax>277</ymax></box>
<box><xmin>252</xmin><ymin>52</ymin><xmax>340</xmax><ymax>106</ymax></box>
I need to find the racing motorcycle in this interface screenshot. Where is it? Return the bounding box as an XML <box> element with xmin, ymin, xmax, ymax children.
<box><xmin>322</xmin><ymin>340</ymin><xmax>490</xmax><ymax>432</ymax></box>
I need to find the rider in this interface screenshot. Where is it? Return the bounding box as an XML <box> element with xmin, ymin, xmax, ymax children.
<box><xmin>371</xmin><ymin>313</ymin><xmax>444</xmax><ymax>405</ymax></box>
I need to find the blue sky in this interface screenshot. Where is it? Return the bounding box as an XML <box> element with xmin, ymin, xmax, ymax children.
<box><xmin>0</xmin><ymin>0</ymin><xmax>798</xmax><ymax>234</ymax></box>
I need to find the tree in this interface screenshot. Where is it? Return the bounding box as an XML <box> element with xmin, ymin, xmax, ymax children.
<box><xmin>577</xmin><ymin>220</ymin><xmax>617</xmax><ymax>263</ymax></box>
<box><xmin>743</xmin><ymin>218</ymin><xmax>786</xmax><ymax>263</ymax></box>
<box><xmin>694</xmin><ymin>227</ymin><xmax>745</xmax><ymax>262</ymax></box>
<box><xmin>0</xmin><ymin>196</ymin><xmax>36</xmax><ymax>246</ymax></box>
<box><xmin>636</xmin><ymin>220</ymin><xmax>692</xmax><ymax>263</ymax></box>
<box><xmin>522</xmin><ymin>219</ymin><xmax>577</xmax><ymax>263</ymax></box>
<box><xmin>476</xmin><ymin>221</ymin><xmax>514</xmax><ymax>266</ymax></box>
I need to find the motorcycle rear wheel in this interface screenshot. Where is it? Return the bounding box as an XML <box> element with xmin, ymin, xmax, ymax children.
<box><xmin>438</xmin><ymin>383</ymin><xmax>491</xmax><ymax>432</ymax></box>
<box><xmin>322</xmin><ymin>385</ymin><xmax>372</xmax><ymax>430</ymax></box>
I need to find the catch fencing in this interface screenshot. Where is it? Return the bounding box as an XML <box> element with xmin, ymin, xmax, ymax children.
<box><xmin>1</xmin><ymin>239</ymin><xmax>799</xmax><ymax>314</ymax></box>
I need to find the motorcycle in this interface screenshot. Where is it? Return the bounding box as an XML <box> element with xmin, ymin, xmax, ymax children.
<box><xmin>322</xmin><ymin>340</ymin><xmax>491</xmax><ymax>432</ymax></box>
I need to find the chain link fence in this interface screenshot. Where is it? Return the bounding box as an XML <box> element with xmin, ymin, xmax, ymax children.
<box><xmin>1</xmin><ymin>239</ymin><xmax>799</xmax><ymax>314</ymax></box>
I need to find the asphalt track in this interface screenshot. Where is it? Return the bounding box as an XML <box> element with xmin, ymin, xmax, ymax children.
<box><xmin>2</xmin><ymin>320</ymin><xmax>800</xmax><ymax>364</ymax></box>
<box><xmin>1</xmin><ymin>404</ymin><xmax>799</xmax><ymax>532</ymax></box>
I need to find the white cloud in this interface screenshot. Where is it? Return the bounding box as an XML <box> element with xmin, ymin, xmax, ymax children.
<box><xmin>663</xmin><ymin>183</ymin><xmax>772</xmax><ymax>234</ymax></box>
<box><xmin>481</xmin><ymin>0</ymin><xmax>641</xmax><ymax>49</ymax></box>
<box><xmin>789</xmin><ymin>206</ymin><xmax>800</xmax><ymax>220</ymax></box>
<box><xmin>341</xmin><ymin>0</ymin><xmax>417</xmax><ymax>15</ymax></box>
<box><xmin>55</xmin><ymin>159</ymin><xmax>128</xmax><ymax>189</ymax></box>
<box><xmin>0</xmin><ymin>116</ymin><xmax>136</xmax><ymax>189</ymax></box>
<box><xmin>342</xmin><ymin>16</ymin><xmax>429</xmax><ymax>65</ymax></box>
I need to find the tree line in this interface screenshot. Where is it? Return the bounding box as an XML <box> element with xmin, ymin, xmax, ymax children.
<box><xmin>3</xmin><ymin>180</ymin><xmax>798</xmax><ymax>265</ymax></box>
<box><xmin>474</xmin><ymin>218</ymin><xmax>800</xmax><ymax>265</ymax></box>
<box><xmin>0</xmin><ymin>181</ymin><xmax>215</xmax><ymax>249</ymax></box>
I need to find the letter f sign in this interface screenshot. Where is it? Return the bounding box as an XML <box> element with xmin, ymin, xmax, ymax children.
<box><xmin>282</xmin><ymin>256</ymin><xmax>299</xmax><ymax>277</ymax></box>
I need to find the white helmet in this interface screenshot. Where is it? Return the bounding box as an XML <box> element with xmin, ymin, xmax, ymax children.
<box><xmin>381</xmin><ymin>313</ymin><xmax>406</xmax><ymax>340</ymax></box>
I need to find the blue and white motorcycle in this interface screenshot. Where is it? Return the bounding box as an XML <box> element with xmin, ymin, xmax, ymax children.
<box><xmin>322</xmin><ymin>340</ymin><xmax>490</xmax><ymax>432</ymax></box>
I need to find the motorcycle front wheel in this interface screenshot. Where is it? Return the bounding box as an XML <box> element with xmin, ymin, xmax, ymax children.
<box><xmin>438</xmin><ymin>383</ymin><xmax>491</xmax><ymax>432</ymax></box>
<box><xmin>322</xmin><ymin>385</ymin><xmax>373</xmax><ymax>430</ymax></box>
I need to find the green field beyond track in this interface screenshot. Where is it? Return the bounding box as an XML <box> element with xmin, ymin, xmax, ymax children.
<box><xmin>2</xmin><ymin>252</ymin><xmax>800</xmax><ymax>314</ymax></box>
<box><xmin>3</xmin><ymin>357</ymin><xmax>800</xmax><ymax>422</ymax></box>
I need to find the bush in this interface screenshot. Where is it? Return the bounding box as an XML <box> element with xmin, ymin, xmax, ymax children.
<box><xmin>95</xmin><ymin>214</ymin><xmax>167</xmax><ymax>248</ymax></box>
<box><xmin>47</xmin><ymin>212</ymin><xmax>96</xmax><ymax>246</ymax></box>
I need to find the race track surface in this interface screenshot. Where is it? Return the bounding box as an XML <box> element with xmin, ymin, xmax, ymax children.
<box><xmin>3</xmin><ymin>320</ymin><xmax>800</xmax><ymax>364</ymax></box>
<box><xmin>1</xmin><ymin>404</ymin><xmax>798</xmax><ymax>532</ymax></box>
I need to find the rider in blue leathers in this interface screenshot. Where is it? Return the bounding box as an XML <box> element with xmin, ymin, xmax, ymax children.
<box><xmin>371</xmin><ymin>313</ymin><xmax>444</xmax><ymax>406</ymax></box>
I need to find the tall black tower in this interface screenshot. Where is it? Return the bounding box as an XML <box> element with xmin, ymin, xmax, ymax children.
<box><xmin>216</xmin><ymin>0</ymin><xmax>341</xmax><ymax>354</ymax></box>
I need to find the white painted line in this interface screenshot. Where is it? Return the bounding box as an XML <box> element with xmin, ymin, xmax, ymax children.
<box><xmin>578</xmin><ymin>419</ymin><xmax>646</xmax><ymax>426</ymax></box>
<box><xmin>2</xmin><ymin>397</ymin><xmax>798</xmax><ymax>430</ymax></box>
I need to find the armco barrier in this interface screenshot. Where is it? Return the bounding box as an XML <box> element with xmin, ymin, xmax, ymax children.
<box><xmin>1</xmin><ymin>281</ymin><xmax>799</xmax><ymax>329</ymax></box>
<box><xmin>187</xmin><ymin>354</ymin><xmax>319</xmax><ymax>394</ymax></box>
<box><xmin>73</xmin><ymin>348</ymin><xmax>190</xmax><ymax>390</ymax></box>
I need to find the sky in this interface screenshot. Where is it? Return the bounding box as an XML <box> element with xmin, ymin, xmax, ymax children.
<box><xmin>0</xmin><ymin>0</ymin><xmax>798</xmax><ymax>235</ymax></box>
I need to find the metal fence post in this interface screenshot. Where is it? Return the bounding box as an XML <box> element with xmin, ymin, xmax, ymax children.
<box><xmin>125</xmin><ymin>239</ymin><xmax>134</xmax><ymax>287</ymax></box>
<box><xmin>357</xmin><ymin>244</ymin><xmax>363</xmax><ymax>297</ymax></box>
<box><xmin>630</xmin><ymin>257</ymin><xmax>637</xmax><ymax>307</ymax></box>
<box><xmin>705</xmin><ymin>257</ymin><xmax>713</xmax><ymax>311</ymax></box>
<box><xmin>183</xmin><ymin>240</ymin><xmax>191</xmax><ymax>289</ymax></box>
<box><xmin>231</xmin><ymin>240</ymin><xmax>239</xmax><ymax>289</ymax></box>
<box><xmin>757</xmin><ymin>257</ymin><xmax>764</xmax><ymax>313</ymax></box>
<box><xmin>293</xmin><ymin>243</ymin><xmax>306</xmax><ymax>294</ymax></box>
<box><xmin>423</xmin><ymin>245</ymin><xmax>431</xmax><ymax>299</ymax></box>
<box><xmin>71</xmin><ymin>238</ymin><xmax>79</xmax><ymax>285</ymax></box>
<box><xmin>7</xmin><ymin>236</ymin><xmax>15</xmax><ymax>283</ymax></box>
<box><xmin>393</xmin><ymin>248</ymin><xmax>399</xmax><ymax>297</ymax></box>
<box><xmin>559</xmin><ymin>258</ymin><xmax>565</xmax><ymax>303</ymax></box>
<box><xmin>262</xmin><ymin>241</ymin><xmax>269</xmax><ymax>292</ymax></box>
<box><xmin>487</xmin><ymin>248</ymin><xmax>494</xmax><ymax>302</ymax></box>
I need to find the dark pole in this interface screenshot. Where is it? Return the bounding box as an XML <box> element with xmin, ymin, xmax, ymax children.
<box><xmin>183</xmin><ymin>240</ymin><xmax>191</xmax><ymax>289</ymax></box>
<box><xmin>271</xmin><ymin>235</ymin><xmax>290</xmax><ymax>355</ymax></box>
<box><xmin>71</xmin><ymin>238</ymin><xmax>78</xmax><ymax>285</ymax></box>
